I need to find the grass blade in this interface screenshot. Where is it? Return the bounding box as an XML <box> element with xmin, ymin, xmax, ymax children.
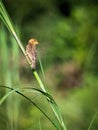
<box><xmin>0</xmin><ymin>85</ymin><xmax>59</xmax><ymax>130</ymax></box>
<box><xmin>0</xmin><ymin>89</ymin><xmax>16</xmax><ymax>105</ymax></box>
<box><xmin>88</xmin><ymin>111</ymin><xmax>98</xmax><ymax>130</ymax></box>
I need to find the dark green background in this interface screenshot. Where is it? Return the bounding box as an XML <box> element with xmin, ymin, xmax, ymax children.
<box><xmin>0</xmin><ymin>0</ymin><xmax>98</xmax><ymax>130</ymax></box>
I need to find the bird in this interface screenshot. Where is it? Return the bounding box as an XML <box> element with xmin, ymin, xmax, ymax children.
<box><xmin>26</xmin><ymin>38</ymin><xmax>39</xmax><ymax>69</ymax></box>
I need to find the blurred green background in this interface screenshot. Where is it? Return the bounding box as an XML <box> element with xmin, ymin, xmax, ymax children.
<box><xmin>0</xmin><ymin>0</ymin><xmax>98</xmax><ymax>130</ymax></box>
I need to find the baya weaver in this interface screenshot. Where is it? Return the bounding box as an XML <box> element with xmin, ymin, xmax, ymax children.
<box><xmin>26</xmin><ymin>38</ymin><xmax>39</xmax><ymax>69</ymax></box>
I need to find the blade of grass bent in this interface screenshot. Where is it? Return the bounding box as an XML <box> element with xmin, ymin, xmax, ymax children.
<box><xmin>0</xmin><ymin>85</ymin><xmax>59</xmax><ymax>130</ymax></box>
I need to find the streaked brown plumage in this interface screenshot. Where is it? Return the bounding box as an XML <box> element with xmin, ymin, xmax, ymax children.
<box><xmin>26</xmin><ymin>38</ymin><xmax>39</xmax><ymax>69</ymax></box>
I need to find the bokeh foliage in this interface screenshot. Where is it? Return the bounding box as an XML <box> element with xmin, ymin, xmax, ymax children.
<box><xmin>0</xmin><ymin>0</ymin><xmax>98</xmax><ymax>130</ymax></box>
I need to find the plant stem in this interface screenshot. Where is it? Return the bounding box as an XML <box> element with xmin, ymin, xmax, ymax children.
<box><xmin>33</xmin><ymin>70</ymin><xmax>46</xmax><ymax>92</ymax></box>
